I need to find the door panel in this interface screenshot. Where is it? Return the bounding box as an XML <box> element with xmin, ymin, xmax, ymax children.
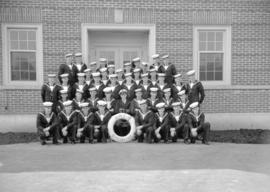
<box><xmin>96</xmin><ymin>47</ymin><xmax>118</xmax><ymax>67</ymax></box>
<box><xmin>120</xmin><ymin>48</ymin><xmax>141</xmax><ymax>67</ymax></box>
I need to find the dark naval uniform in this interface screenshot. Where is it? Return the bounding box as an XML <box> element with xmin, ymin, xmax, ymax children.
<box><xmin>36</xmin><ymin>111</ymin><xmax>59</xmax><ymax>144</ymax></box>
<box><xmin>169</xmin><ymin>111</ymin><xmax>189</xmax><ymax>142</ymax></box>
<box><xmin>154</xmin><ymin>112</ymin><xmax>170</xmax><ymax>142</ymax></box>
<box><xmin>58</xmin><ymin>110</ymin><xmax>78</xmax><ymax>143</ymax></box>
<box><xmin>89</xmin><ymin>82</ymin><xmax>106</xmax><ymax>99</ymax></box>
<box><xmin>186</xmin><ymin>81</ymin><xmax>205</xmax><ymax>108</ymax></box>
<box><xmin>187</xmin><ymin>112</ymin><xmax>210</xmax><ymax>144</ymax></box>
<box><xmin>164</xmin><ymin>64</ymin><xmax>177</xmax><ymax>85</ymax></box>
<box><xmin>94</xmin><ymin>111</ymin><xmax>112</xmax><ymax>142</ymax></box>
<box><xmin>58</xmin><ymin>63</ymin><xmax>79</xmax><ymax>85</ymax></box>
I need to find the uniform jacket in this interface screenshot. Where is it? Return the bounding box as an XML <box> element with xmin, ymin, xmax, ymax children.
<box><xmin>58</xmin><ymin>63</ymin><xmax>79</xmax><ymax>85</ymax></box>
<box><xmin>186</xmin><ymin>81</ymin><xmax>205</xmax><ymax>104</ymax></box>
<box><xmin>36</xmin><ymin>112</ymin><xmax>58</xmax><ymax>134</ymax></box>
<box><xmin>135</xmin><ymin>110</ymin><xmax>156</xmax><ymax>129</ymax></box>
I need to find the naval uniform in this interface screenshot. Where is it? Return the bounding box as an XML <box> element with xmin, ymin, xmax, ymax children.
<box><xmin>187</xmin><ymin>112</ymin><xmax>210</xmax><ymax>144</ymax></box>
<box><xmin>58</xmin><ymin>63</ymin><xmax>79</xmax><ymax>85</ymax></box>
<box><xmin>89</xmin><ymin>81</ymin><xmax>106</xmax><ymax>99</ymax></box>
<box><xmin>186</xmin><ymin>81</ymin><xmax>205</xmax><ymax>109</ymax></box>
<box><xmin>93</xmin><ymin>110</ymin><xmax>112</xmax><ymax>142</ymax></box>
<box><xmin>58</xmin><ymin>110</ymin><xmax>78</xmax><ymax>143</ymax></box>
<box><xmin>169</xmin><ymin>111</ymin><xmax>189</xmax><ymax>142</ymax></box>
<box><xmin>36</xmin><ymin>111</ymin><xmax>59</xmax><ymax>144</ymax></box>
<box><xmin>135</xmin><ymin>110</ymin><xmax>156</xmax><ymax>143</ymax></box>
<box><xmin>154</xmin><ymin>112</ymin><xmax>170</xmax><ymax>142</ymax></box>
<box><xmin>164</xmin><ymin>63</ymin><xmax>177</xmax><ymax>85</ymax></box>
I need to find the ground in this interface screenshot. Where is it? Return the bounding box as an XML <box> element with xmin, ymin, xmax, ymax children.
<box><xmin>0</xmin><ymin>142</ymin><xmax>270</xmax><ymax>192</ymax></box>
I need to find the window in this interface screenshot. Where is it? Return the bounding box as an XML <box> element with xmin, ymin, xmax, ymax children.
<box><xmin>193</xmin><ymin>26</ymin><xmax>231</xmax><ymax>86</ymax></box>
<box><xmin>2</xmin><ymin>24</ymin><xmax>43</xmax><ymax>88</ymax></box>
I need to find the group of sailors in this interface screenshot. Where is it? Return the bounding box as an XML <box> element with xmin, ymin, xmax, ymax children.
<box><xmin>37</xmin><ymin>53</ymin><xmax>210</xmax><ymax>145</ymax></box>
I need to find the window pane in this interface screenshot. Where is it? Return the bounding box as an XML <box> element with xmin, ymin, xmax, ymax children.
<box><xmin>207</xmin><ymin>42</ymin><xmax>215</xmax><ymax>51</ymax></box>
<box><xmin>19</xmin><ymin>41</ymin><xmax>28</xmax><ymax>49</ymax></box>
<box><xmin>199</xmin><ymin>32</ymin><xmax>206</xmax><ymax>41</ymax></box>
<box><xmin>28</xmin><ymin>31</ymin><xmax>36</xmax><ymax>40</ymax></box>
<box><xmin>207</xmin><ymin>32</ymin><xmax>215</xmax><ymax>41</ymax></box>
<box><xmin>10</xmin><ymin>40</ymin><xmax>18</xmax><ymax>49</ymax></box>
<box><xmin>10</xmin><ymin>52</ymin><xmax>36</xmax><ymax>81</ymax></box>
<box><xmin>216</xmin><ymin>32</ymin><xmax>223</xmax><ymax>41</ymax></box>
<box><xmin>216</xmin><ymin>42</ymin><xmax>223</xmax><ymax>51</ymax></box>
<box><xmin>19</xmin><ymin>31</ymin><xmax>27</xmax><ymax>40</ymax></box>
<box><xmin>28</xmin><ymin>41</ymin><xmax>36</xmax><ymax>50</ymax></box>
<box><xmin>199</xmin><ymin>53</ymin><xmax>223</xmax><ymax>81</ymax></box>
<box><xmin>199</xmin><ymin>42</ymin><xmax>206</xmax><ymax>51</ymax></box>
<box><xmin>10</xmin><ymin>31</ymin><xmax>18</xmax><ymax>40</ymax></box>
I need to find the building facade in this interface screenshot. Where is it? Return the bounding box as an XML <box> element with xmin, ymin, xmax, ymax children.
<box><xmin>0</xmin><ymin>0</ymin><xmax>269</xmax><ymax>131</ymax></box>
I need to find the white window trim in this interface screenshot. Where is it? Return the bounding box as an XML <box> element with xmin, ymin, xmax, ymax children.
<box><xmin>1</xmin><ymin>23</ymin><xmax>43</xmax><ymax>89</ymax></box>
<box><xmin>193</xmin><ymin>25</ymin><xmax>231</xmax><ymax>88</ymax></box>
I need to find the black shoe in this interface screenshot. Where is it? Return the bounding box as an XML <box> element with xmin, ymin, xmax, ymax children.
<box><xmin>63</xmin><ymin>138</ymin><xmax>68</xmax><ymax>144</ymax></box>
<box><xmin>41</xmin><ymin>140</ymin><xmax>46</xmax><ymax>145</ymax></box>
<box><xmin>203</xmin><ymin>141</ymin><xmax>210</xmax><ymax>145</ymax></box>
<box><xmin>53</xmin><ymin>141</ymin><xmax>59</xmax><ymax>145</ymax></box>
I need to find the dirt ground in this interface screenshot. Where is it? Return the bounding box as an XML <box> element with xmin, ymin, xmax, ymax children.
<box><xmin>0</xmin><ymin>142</ymin><xmax>270</xmax><ymax>191</ymax></box>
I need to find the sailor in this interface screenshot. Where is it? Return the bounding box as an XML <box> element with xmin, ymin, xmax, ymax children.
<box><xmin>132</xmin><ymin>57</ymin><xmax>142</xmax><ymax>72</ymax></box>
<box><xmin>89</xmin><ymin>61</ymin><xmax>98</xmax><ymax>72</ymax></box>
<box><xmin>72</xmin><ymin>89</ymin><xmax>88</xmax><ymax>110</ymax></box>
<box><xmin>170</xmin><ymin>102</ymin><xmax>189</xmax><ymax>143</ymax></box>
<box><xmin>58</xmin><ymin>53</ymin><xmax>78</xmax><ymax>85</ymax></box>
<box><xmin>171</xmin><ymin>73</ymin><xmax>187</xmax><ymax>99</ymax></box>
<box><xmin>178</xmin><ymin>90</ymin><xmax>189</xmax><ymax>110</ymax></box>
<box><xmin>133</xmin><ymin>68</ymin><xmax>142</xmax><ymax>86</ymax></box>
<box><xmin>94</xmin><ymin>100</ymin><xmax>112</xmax><ymax>143</ymax></box>
<box><xmin>115</xmin><ymin>68</ymin><xmax>125</xmax><ymax>86</ymax></box>
<box><xmin>154</xmin><ymin>102</ymin><xmax>170</xmax><ymax>143</ymax></box>
<box><xmin>76</xmin><ymin>102</ymin><xmax>91</xmax><ymax>143</ymax></box>
<box><xmin>151</xmin><ymin>54</ymin><xmax>160</xmax><ymax>71</ymax></box>
<box><xmin>148</xmin><ymin>68</ymin><xmax>159</xmax><ymax>91</ymax></box>
<box><xmin>89</xmin><ymin>72</ymin><xmax>105</xmax><ymax>99</ymax></box>
<box><xmin>36</xmin><ymin>102</ymin><xmax>59</xmax><ymax>145</ymax></box>
<box><xmin>74</xmin><ymin>53</ymin><xmax>87</xmax><ymax>73</ymax></box>
<box><xmin>161</xmin><ymin>54</ymin><xmax>177</xmax><ymax>86</ymax></box>
<box><xmin>141</xmin><ymin>62</ymin><xmax>149</xmax><ymax>74</ymax></box>
<box><xmin>75</xmin><ymin>73</ymin><xmax>89</xmax><ymax>100</ymax></box>
<box><xmin>107</xmin><ymin>64</ymin><xmax>115</xmax><ymax>76</ymax></box>
<box><xmin>100</xmin><ymin>67</ymin><xmax>109</xmax><ymax>86</ymax></box>
<box><xmin>162</xmin><ymin>88</ymin><xmax>174</xmax><ymax>110</ymax></box>
<box><xmin>124</xmin><ymin>62</ymin><xmax>133</xmax><ymax>73</ymax></box>
<box><xmin>135</xmin><ymin>99</ymin><xmax>156</xmax><ymax>143</ymax></box>
<box><xmin>59</xmin><ymin>73</ymin><xmax>76</xmax><ymax>100</ymax></box>
<box><xmin>147</xmin><ymin>87</ymin><xmax>162</xmax><ymax>111</ymax></box>
<box><xmin>58</xmin><ymin>100</ymin><xmax>78</xmax><ymax>144</ymax></box>
<box><xmin>130</xmin><ymin>88</ymin><xmax>145</xmax><ymax>113</ymax></box>
<box><xmin>103</xmin><ymin>87</ymin><xmax>116</xmax><ymax>114</ymax></box>
<box><xmin>157</xmin><ymin>73</ymin><xmax>171</xmax><ymax>98</ymax></box>
<box><xmin>187</xmin><ymin>102</ymin><xmax>210</xmax><ymax>145</ymax></box>
<box><xmin>122</xmin><ymin>73</ymin><xmax>137</xmax><ymax>101</ymax></box>
<box><xmin>114</xmin><ymin>89</ymin><xmax>133</xmax><ymax>115</ymax></box>
<box><xmin>185</xmin><ymin>70</ymin><xmax>205</xmax><ymax>109</ymax></box>
<box><xmin>88</xmin><ymin>87</ymin><xmax>99</xmax><ymax>112</ymax></box>
<box><xmin>98</xmin><ymin>58</ymin><xmax>107</xmax><ymax>70</ymax></box>
<box><xmin>84</xmin><ymin>68</ymin><xmax>93</xmax><ymax>86</ymax></box>
<box><xmin>139</xmin><ymin>73</ymin><xmax>151</xmax><ymax>99</ymax></box>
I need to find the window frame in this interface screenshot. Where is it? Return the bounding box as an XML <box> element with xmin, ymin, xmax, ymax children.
<box><xmin>2</xmin><ymin>24</ymin><xmax>43</xmax><ymax>89</ymax></box>
<box><xmin>193</xmin><ymin>25</ymin><xmax>231</xmax><ymax>87</ymax></box>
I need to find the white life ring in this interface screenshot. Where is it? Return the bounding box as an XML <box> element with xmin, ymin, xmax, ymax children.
<box><xmin>108</xmin><ymin>113</ymin><xmax>136</xmax><ymax>143</ymax></box>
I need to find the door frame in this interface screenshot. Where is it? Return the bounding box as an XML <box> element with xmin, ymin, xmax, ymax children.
<box><xmin>81</xmin><ymin>24</ymin><xmax>156</xmax><ymax>65</ymax></box>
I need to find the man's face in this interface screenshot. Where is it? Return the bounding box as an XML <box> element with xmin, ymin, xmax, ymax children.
<box><xmin>193</xmin><ymin>107</ymin><xmax>199</xmax><ymax>115</ymax></box>
<box><xmin>75</xmin><ymin>56</ymin><xmax>82</xmax><ymax>64</ymax></box>
<box><xmin>90</xmin><ymin>64</ymin><xmax>96</xmax><ymax>70</ymax></box>
<box><xmin>120</xmin><ymin>93</ymin><xmax>127</xmax><ymax>100</ymax></box>
<box><xmin>108</xmin><ymin>68</ymin><xmax>114</xmax><ymax>74</ymax></box>
<box><xmin>125</xmin><ymin>65</ymin><xmax>131</xmax><ymax>71</ymax></box>
<box><xmin>44</xmin><ymin>107</ymin><xmax>52</xmax><ymax>115</ymax></box>
<box><xmin>48</xmin><ymin>77</ymin><xmax>55</xmax><ymax>85</ymax></box>
<box><xmin>78</xmin><ymin>76</ymin><xmax>85</xmax><ymax>83</ymax></box>
<box><xmin>165</xmin><ymin>92</ymin><xmax>170</xmax><ymax>98</ymax></box>
<box><xmin>98</xmin><ymin>105</ymin><xmax>105</xmax><ymax>111</ymax></box>
<box><xmin>105</xmin><ymin>92</ymin><xmax>112</xmax><ymax>99</ymax></box>
<box><xmin>158</xmin><ymin>77</ymin><xmax>165</xmax><ymax>83</ymax></box>
<box><xmin>134</xmin><ymin>72</ymin><xmax>140</xmax><ymax>79</ymax></box>
<box><xmin>90</xmin><ymin>91</ymin><xmax>97</xmax><ymax>98</ymax></box>
<box><xmin>66</xmin><ymin>56</ymin><xmax>72</xmax><ymax>64</ymax></box>
<box><xmin>100</xmin><ymin>61</ymin><xmax>106</xmax><ymax>67</ymax></box>
<box><xmin>65</xmin><ymin>106</ymin><xmax>72</xmax><ymax>114</ymax></box>
<box><xmin>76</xmin><ymin>93</ymin><xmax>82</xmax><ymax>101</ymax></box>
<box><xmin>150</xmin><ymin>92</ymin><xmax>157</xmax><ymax>98</ymax></box>
<box><xmin>158</xmin><ymin>107</ymin><xmax>165</xmax><ymax>115</ymax></box>
<box><xmin>110</xmin><ymin>77</ymin><xmax>117</xmax><ymax>84</ymax></box>
<box><xmin>188</xmin><ymin>75</ymin><xmax>195</xmax><ymax>82</ymax></box>
<box><xmin>173</xmin><ymin>105</ymin><xmax>181</xmax><ymax>113</ymax></box>
<box><xmin>101</xmin><ymin>72</ymin><xmax>107</xmax><ymax>79</ymax></box>
<box><xmin>126</xmin><ymin>76</ymin><xmax>132</xmax><ymax>82</ymax></box>
<box><xmin>150</xmin><ymin>72</ymin><xmax>157</xmax><ymax>79</ymax></box>
<box><xmin>175</xmin><ymin>77</ymin><xmax>181</xmax><ymax>84</ymax></box>
<box><xmin>94</xmin><ymin>76</ymin><xmax>101</xmax><ymax>82</ymax></box>
<box><xmin>140</xmin><ymin>103</ymin><xmax>147</xmax><ymax>111</ymax></box>
<box><xmin>62</xmin><ymin>77</ymin><xmax>68</xmax><ymax>84</ymax></box>
<box><xmin>180</xmin><ymin>95</ymin><xmax>186</xmax><ymax>102</ymax></box>
<box><xmin>135</xmin><ymin>91</ymin><xmax>142</xmax><ymax>98</ymax></box>
<box><xmin>142</xmin><ymin>77</ymin><xmax>148</xmax><ymax>83</ymax></box>
<box><xmin>82</xmin><ymin>107</ymin><xmax>88</xmax><ymax>115</ymax></box>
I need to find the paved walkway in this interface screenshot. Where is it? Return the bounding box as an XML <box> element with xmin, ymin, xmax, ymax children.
<box><xmin>0</xmin><ymin>142</ymin><xmax>270</xmax><ymax>191</ymax></box>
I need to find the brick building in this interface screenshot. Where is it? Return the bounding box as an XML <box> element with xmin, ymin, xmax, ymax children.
<box><xmin>0</xmin><ymin>0</ymin><xmax>269</xmax><ymax>131</ymax></box>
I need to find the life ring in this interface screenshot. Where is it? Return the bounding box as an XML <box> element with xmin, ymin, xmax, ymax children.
<box><xmin>108</xmin><ymin>113</ymin><xmax>136</xmax><ymax>143</ymax></box>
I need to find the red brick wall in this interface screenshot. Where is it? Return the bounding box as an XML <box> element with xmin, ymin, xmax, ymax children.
<box><xmin>0</xmin><ymin>0</ymin><xmax>269</xmax><ymax>114</ymax></box>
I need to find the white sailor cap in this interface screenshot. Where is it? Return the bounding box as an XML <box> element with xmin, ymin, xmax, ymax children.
<box><xmin>186</xmin><ymin>70</ymin><xmax>196</xmax><ymax>76</ymax></box>
<box><xmin>60</xmin><ymin>90</ymin><xmax>68</xmax><ymax>94</ymax></box>
<box><xmin>103</xmin><ymin>87</ymin><xmax>112</xmax><ymax>93</ymax></box>
<box><xmin>171</xmin><ymin>102</ymin><xmax>181</xmax><ymax>107</ymax></box>
<box><xmin>76</xmin><ymin>89</ymin><xmax>83</xmax><ymax>93</ymax></box>
<box><xmin>97</xmin><ymin>100</ymin><xmax>107</xmax><ymax>106</ymax></box>
<box><xmin>109</xmin><ymin>74</ymin><xmax>117</xmax><ymax>78</ymax></box>
<box><xmin>48</xmin><ymin>74</ymin><xmax>56</xmax><ymax>78</ymax></box>
<box><xmin>152</xmin><ymin>54</ymin><xmax>160</xmax><ymax>59</ymax></box>
<box><xmin>43</xmin><ymin>102</ymin><xmax>53</xmax><ymax>107</ymax></box>
<box><xmin>158</xmin><ymin>73</ymin><xmax>165</xmax><ymax>77</ymax></box>
<box><xmin>107</xmin><ymin>65</ymin><xmax>115</xmax><ymax>68</ymax></box>
<box><xmin>150</xmin><ymin>87</ymin><xmax>158</xmax><ymax>92</ymax></box>
<box><xmin>90</xmin><ymin>61</ymin><xmax>97</xmax><ymax>65</ymax></box>
<box><xmin>60</xmin><ymin>73</ymin><xmax>69</xmax><ymax>78</ymax></box>
<box><xmin>141</xmin><ymin>73</ymin><xmax>149</xmax><ymax>78</ymax></box>
<box><xmin>124</xmin><ymin>62</ymin><xmax>131</xmax><ymax>66</ymax></box>
<box><xmin>124</xmin><ymin>73</ymin><xmax>132</xmax><ymax>77</ymax></box>
<box><xmin>141</xmin><ymin>62</ymin><xmax>148</xmax><ymax>66</ymax></box>
<box><xmin>99</xmin><ymin>58</ymin><xmax>107</xmax><ymax>62</ymax></box>
<box><xmin>80</xmin><ymin>102</ymin><xmax>89</xmax><ymax>108</ymax></box>
<box><xmin>115</xmin><ymin>69</ymin><xmax>123</xmax><ymax>73</ymax></box>
<box><xmin>119</xmin><ymin>89</ymin><xmax>128</xmax><ymax>95</ymax></box>
<box><xmin>75</xmin><ymin>53</ymin><xmax>82</xmax><ymax>57</ymax></box>
<box><xmin>133</xmin><ymin>68</ymin><xmax>141</xmax><ymax>73</ymax></box>
<box><xmin>132</xmin><ymin>57</ymin><xmax>140</xmax><ymax>62</ymax></box>
<box><xmin>189</xmin><ymin>102</ymin><xmax>199</xmax><ymax>109</ymax></box>
<box><xmin>161</xmin><ymin>54</ymin><xmax>169</xmax><ymax>59</ymax></box>
<box><xmin>92</xmin><ymin>72</ymin><xmax>101</xmax><ymax>77</ymax></box>
<box><xmin>156</xmin><ymin>102</ymin><xmax>166</xmax><ymax>109</ymax></box>
<box><xmin>135</xmin><ymin>88</ymin><xmax>142</xmax><ymax>92</ymax></box>
<box><xmin>138</xmin><ymin>99</ymin><xmax>147</xmax><ymax>105</ymax></box>
<box><xmin>89</xmin><ymin>87</ymin><xmax>97</xmax><ymax>92</ymax></box>
<box><xmin>163</xmin><ymin>88</ymin><xmax>171</xmax><ymax>93</ymax></box>
<box><xmin>178</xmin><ymin>90</ymin><xmax>186</xmax><ymax>96</ymax></box>
<box><xmin>77</xmin><ymin>73</ymin><xmax>85</xmax><ymax>77</ymax></box>
<box><xmin>84</xmin><ymin>69</ymin><xmax>91</xmax><ymax>73</ymax></box>
<box><xmin>174</xmin><ymin>74</ymin><xmax>182</xmax><ymax>78</ymax></box>
<box><xmin>65</xmin><ymin>53</ymin><xmax>73</xmax><ymax>57</ymax></box>
<box><xmin>63</xmin><ymin>100</ymin><xmax>73</xmax><ymax>107</ymax></box>
<box><xmin>100</xmin><ymin>67</ymin><xmax>107</xmax><ymax>73</ymax></box>
<box><xmin>149</xmin><ymin>68</ymin><xmax>157</xmax><ymax>72</ymax></box>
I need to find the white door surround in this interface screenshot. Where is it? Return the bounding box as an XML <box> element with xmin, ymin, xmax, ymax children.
<box><xmin>81</xmin><ymin>24</ymin><xmax>156</xmax><ymax>66</ymax></box>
